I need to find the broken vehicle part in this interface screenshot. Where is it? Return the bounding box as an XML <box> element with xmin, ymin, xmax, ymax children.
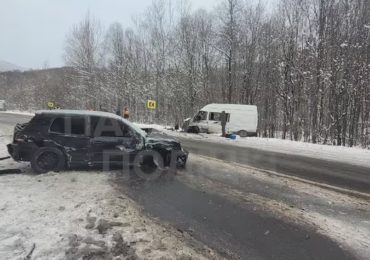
<box><xmin>7</xmin><ymin>110</ymin><xmax>188</xmax><ymax>174</ymax></box>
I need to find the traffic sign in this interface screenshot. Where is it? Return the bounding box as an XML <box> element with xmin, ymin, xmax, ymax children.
<box><xmin>47</xmin><ymin>101</ymin><xmax>54</xmax><ymax>109</ymax></box>
<box><xmin>147</xmin><ymin>100</ymin><xmax>156</xmax><ymax>109</ymax></box>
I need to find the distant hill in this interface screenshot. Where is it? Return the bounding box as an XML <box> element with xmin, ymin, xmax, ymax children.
<box><xmin>0</xmin><ymin>66</ymin><xmax>76</xmax><ymax>110</ymax></box>
<box><xmin>0</xmin><ymin>60</ymin><xmax>26</xmax><ymax>72</ymax></box>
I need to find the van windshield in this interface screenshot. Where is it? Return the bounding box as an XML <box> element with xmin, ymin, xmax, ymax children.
<box><xmin>193</xmin><ymin>111</ymin><xmax>207</xmax><ymax>122</ymax></box>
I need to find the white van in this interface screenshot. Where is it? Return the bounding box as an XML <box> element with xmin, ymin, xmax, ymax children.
<box><xmin>0</xmin><ymin>100</ymin><xmax>6</xmax><ymax>111</ymax></box>
<box><xmin>186</xmin><ymin>104</ymin><xmax>258</xmax><ymax>137</ymax></box>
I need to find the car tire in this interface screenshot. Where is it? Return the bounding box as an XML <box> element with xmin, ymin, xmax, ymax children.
<box><xmin>31</xmin><ymin>147</ymin><xmax>65</xmax><ymax>174</ymax></box>
<box><xmin>238</xmin><ymin>130</ymin><xmax>248</xmax><ymax>137</ymax></box>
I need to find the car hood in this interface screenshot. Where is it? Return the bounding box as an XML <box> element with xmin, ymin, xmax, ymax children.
<box><xmin>144</xmin><ymin>129</ymin><xmax>181</xmax><ymax>150</ymax></box>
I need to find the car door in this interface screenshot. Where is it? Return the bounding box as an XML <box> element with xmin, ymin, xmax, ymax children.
<box><xmin>48</xmin><ymin>115</ymin><xmax>90</xmax><ymax>166</ymax></box>
<box><xmin>89</xmin><ymin>116</ymin><xmax>138</xmax><ymax>166</ymax></box>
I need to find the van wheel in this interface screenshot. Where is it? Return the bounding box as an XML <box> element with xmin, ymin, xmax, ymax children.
<box><xmin>187</xmin><ymin>126</ymin><xmax>200</xmax><ymax>134</ymax></box>
<box><xmin>31</xmin><ymin>147</ymin><xmax>65</xmax><ymax>174</ymax></box>
<box><xmin>192</xmin><ymin>126</ymin><xmax>200</xmax><ymax>134</ymax></box>
<box><xmin>238</xmin><ymin>130</ymin><xmax>248</xmax><ymax>137</ymax></box>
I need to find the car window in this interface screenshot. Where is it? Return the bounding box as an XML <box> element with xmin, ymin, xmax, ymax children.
<box><xmin>91</xmin><ymin>116</ymin><xmax>131</xmax><ymax>137</ymax></box>
<box><xmin>209</xmin><ymin>112</ymin><xmax>230</xmax><ymax>122</ymax></box>
<box><xmin>49</xmin><ymin>117</ymin><xmax>86</xmax><ymax>135</ymax></box>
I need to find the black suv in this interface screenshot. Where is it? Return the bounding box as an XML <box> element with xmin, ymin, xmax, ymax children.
<box><xmin>7</xmin><ymin>110</ymin><xmax>188</xmax><ymax>173</ymax></box>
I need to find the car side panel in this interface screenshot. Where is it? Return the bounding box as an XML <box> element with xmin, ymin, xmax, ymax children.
<box><xmin>46</xmin><ymin>133</ymin><xmax>91</xmax><ymax>167</ymax></box>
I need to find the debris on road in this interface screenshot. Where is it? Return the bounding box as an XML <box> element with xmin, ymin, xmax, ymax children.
<box><xmin>0</xmin><ymin>168</ymin><xmax>22</xmax><ymax>174</ymax></box>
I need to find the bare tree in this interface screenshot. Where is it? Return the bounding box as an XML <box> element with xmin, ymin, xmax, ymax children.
<box><xmin>3</xmin><ymin>0</ymin><xmax>370</xmax><ymax>148</ymax></box>
<box><xmin>64</xmin><ymin>12</ymin><xmax>103</xmax><ymax>109</ymax></box>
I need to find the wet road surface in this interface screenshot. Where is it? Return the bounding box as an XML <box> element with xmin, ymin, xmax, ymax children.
<box><xmin>112</xmin><ymin>161</ymin><xmax>355</xmax><ymax>260</ymax></box>
<box><xmin>0</xmin><ymin>112</ymin><xmax>30</xmax><ymax>126</ymax></box>
<box><xmin>178</xmin><ymin>137</ymin><xmax>370</xmax><ymax>195</ymax></box>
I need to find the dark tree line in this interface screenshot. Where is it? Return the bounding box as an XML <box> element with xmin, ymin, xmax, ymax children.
<box><xmin>1</xmin><ymin>0</ymin><xmax>369</xmax><ymax>147</ymax></box>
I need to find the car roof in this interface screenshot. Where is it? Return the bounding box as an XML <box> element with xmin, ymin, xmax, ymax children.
<box><xmin>36</xmin><ymin>109</ymin><xmax>124</xmax><ymax>121</ymax></box>
<box><xmin>35</xmin><ymin>109</ymin><xmax>148</xmax><ymax>138</ymax></box>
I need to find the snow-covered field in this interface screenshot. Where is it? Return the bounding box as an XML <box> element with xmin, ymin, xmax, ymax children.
<box><xmin>0</xmin><ymin>127</ymin><xmax>219</xmax><ymax>260</ymax></box>
<box><xmin>135</xmin><ymin>123</ymin><xmax>370</xmax><ymax>168</ymax></box>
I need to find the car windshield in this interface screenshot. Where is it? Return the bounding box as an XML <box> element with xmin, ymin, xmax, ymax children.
<box><xmin>193</xmin><ymin>111</ymin><xmax>207</xmax><ymax>121</ymax></box>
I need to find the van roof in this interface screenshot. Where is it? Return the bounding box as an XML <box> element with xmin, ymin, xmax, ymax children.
<box><xmin>201</xmin><ymin>103</ymin><xmax>257</xmax><ymax>111</ymax></box>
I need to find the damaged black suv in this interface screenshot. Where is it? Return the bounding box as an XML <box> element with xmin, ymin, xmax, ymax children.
<box><xmin>7</xmin><ymin>110</ymin><xmax>188</xmax><ymax>173</ymax></box>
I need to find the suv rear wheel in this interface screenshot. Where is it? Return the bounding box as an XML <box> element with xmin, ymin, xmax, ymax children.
<box><xmin>31</xmin><ymin>147</ymin><xmax>65</xmax><ymax>174</ymax></box>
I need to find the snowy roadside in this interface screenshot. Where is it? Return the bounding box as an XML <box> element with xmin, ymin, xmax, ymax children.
<box><xmin>135</xmin><ymin>123</ymin><xmax>370</xmax><ymax>169</ymax></box>
<box><xmin>1</xmin><ymin>110</ymin><xmax>35</xmax><ymax>116</ymax></box>
<box><xmin>0</xmin><ymin>128</ymin><xmax>220</xmax><ymax>260</ymax></box>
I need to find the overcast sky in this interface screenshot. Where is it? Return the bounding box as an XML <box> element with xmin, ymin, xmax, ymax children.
<box><xmin>0</xmin><ymin>0</ymin><xmax>274</xmax><ymax>69</ymax></box>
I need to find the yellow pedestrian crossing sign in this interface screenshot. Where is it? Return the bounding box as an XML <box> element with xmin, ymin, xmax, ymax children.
<box><xmin>147</xmin><ymin>100</ymin><xmax>156</xmax><ymax>109</ymax></box>
<box><xmin>47</xmin><ymin>101</ymin><xmax>54</xmax><ymax>109</ymax></box>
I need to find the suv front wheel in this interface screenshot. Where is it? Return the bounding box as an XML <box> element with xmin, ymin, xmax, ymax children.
<box><xmin>31</xmin><ymin>147</ymin><xmax>65</xmax><ymax>174</ymax></box>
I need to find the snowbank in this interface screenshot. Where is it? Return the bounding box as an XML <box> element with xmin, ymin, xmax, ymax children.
<box><xmin>2</xmin><ymin>110</ymin><xmax>35</xmax><ymax>116</ymax></box>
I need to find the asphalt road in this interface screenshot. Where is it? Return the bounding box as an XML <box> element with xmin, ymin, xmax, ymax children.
<box><xmin>0</xmin><ymin>112</ymin><xmax>31</xmax><ymax>126</ymax></box>
<box><xmin>0</xmin><ymin>112</ymin><xmax>365</xmax><ymax>259</ymax></box>
<box><xmin>114</xmin><ymin>177</ymin><xmax>352</xmax><ymax>260</ymax></box>
<box><xmin>178</xmin><ymin>137</ymin><xmax>370</xmax><ymax>195</ymax></box>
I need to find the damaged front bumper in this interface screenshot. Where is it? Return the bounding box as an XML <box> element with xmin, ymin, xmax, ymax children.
<box><xmin>176</xmin><ymin>148</ymin><xmax>188</xmax><ymax>168</ymax></box>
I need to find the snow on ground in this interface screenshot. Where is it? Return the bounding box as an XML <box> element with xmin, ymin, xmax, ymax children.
<box><xmin>0</xmin><ymin>127</ymin><xmax>219</xmax><ymax>260</ymax></box>
<box><xmin>2</xmin><ymin>110</ymin><xmax>35</xmax><ymax>116</ymax></box>
<box><xmin>135</xmin><ymin>123</ymin><xmax>370</xmax><ymax>168</ymax></box>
